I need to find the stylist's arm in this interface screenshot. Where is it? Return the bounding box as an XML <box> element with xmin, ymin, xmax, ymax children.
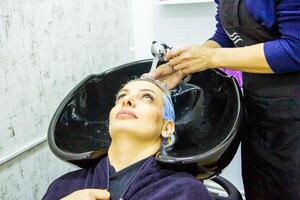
<box><xmin>61</xmin><ymin>189</ymin><xmax>110</xmax><ymax>200</ymax></box>
<box><xmin>149</xmin><ymin>39</ymin><xmax>273</xmax><ymax>89</ymax></box>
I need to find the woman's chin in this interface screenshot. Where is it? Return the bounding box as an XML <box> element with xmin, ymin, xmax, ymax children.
<box><xmin>109</xmin><ymin>122</ymin><xmax>139</xmax><ymax>135</ymax></box>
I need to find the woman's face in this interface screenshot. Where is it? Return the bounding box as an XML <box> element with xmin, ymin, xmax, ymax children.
<box><xmin>109</xmin><ymin>80</ymin><xmax>166</xmax><ymax>142</ymax></box>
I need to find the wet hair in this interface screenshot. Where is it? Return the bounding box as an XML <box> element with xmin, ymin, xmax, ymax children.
<box><xmin>135</xmin><ymin>76</ymin><xmax>175</xmax><ymax>122</ymax></box>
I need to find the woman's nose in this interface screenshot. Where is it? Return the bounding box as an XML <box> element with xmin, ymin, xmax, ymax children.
<box><xmin>122</xmin><ymin>95</ymin><xmax>136</xmax><ymax>107</ymax></box>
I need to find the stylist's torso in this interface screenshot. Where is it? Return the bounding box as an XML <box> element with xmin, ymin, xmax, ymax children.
<box><xmin>218</xmin><ymin>0</ymin><xmax>300</xmax><ymax>199</ymax></box>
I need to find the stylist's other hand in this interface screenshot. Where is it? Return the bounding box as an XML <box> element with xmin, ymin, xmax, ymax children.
<box><xmin>61</xmin><ymin>189</ymin><xmax>110</xmax><ymax>200</ymax></box>
<box><xmin>146</xmin><ymin>45</ymin><xmax>215</xmax><ymax>89</ymax></box>
<box><xmin>143</xmin><ymin>62</ymin><xmax>186</xmax><ymax>89</ymax></box>
<box><xmin>166</xmin><ymin>45</ymin><xmax>214</xmax><ymax>74</ymax></box>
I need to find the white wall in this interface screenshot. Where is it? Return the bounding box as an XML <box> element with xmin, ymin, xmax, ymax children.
<box><xmin>0</xmin><ymin>0</ymin><xmax>134</xmax><ymax>199</ymax></box>
<box><xmin>131</xmin><ymin>0</ymin><xmax>244</xmax><ymax>191</ymax></box>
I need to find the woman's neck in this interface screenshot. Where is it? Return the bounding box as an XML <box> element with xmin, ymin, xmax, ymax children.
<box><xmin>108</xmin><ymin>137</ymin><xmax>161</xmax><ymax>172</ymax></box>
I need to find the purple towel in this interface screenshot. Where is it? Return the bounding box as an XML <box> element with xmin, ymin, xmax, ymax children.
<box><xmin>42</xmin><ymin>156</ymin><xmax>213</xmax><ymax>200</ymax></box>
<box><xmin>222</xmin><ymin>69</ymin><xmax>243</xmax><ymax>88</ymax></box>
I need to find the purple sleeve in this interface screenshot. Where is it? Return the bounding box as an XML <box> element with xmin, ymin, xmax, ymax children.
<box><xmin>209</xmin><ymin>0</ymin><xmax>235</xmax><ymax>48</ymax></box>
<box><xmin>42</xmin><ymin>169</ymin><xmax>91</xmax><ymax>200</ymax></box>
<box><xmin>42</xmin><ymin>178</ymin><xmax>70</xmax><ymax>200</ymax></box>
<box><xmin>263</xmin><ymin>1</ymin><xmax>300</xmax><ymax>73</ymax></box>
<box><xmin>210</xmin><ymin>0</ymin><xmax>242</xmax><ymax>87</ymax></box>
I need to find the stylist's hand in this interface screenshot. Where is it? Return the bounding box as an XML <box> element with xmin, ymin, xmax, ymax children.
<box><xmin>146</xmin><ymin>45</ymin><xmax>215</xmax><ymax>89</ymax></box>
<box><xmin>143</xmin><ymin>62</ymin><xmax>186</xmax><ymax>89</ymax></box>
<box><xmin>166</xmin><ymin>45</ymin><xmax>215</xmax><ymax>74</ymax></box>
<box><xmin>61</xmin><ymin>189</ymin><xmax>110</xmax><ymax>200</ymax></box>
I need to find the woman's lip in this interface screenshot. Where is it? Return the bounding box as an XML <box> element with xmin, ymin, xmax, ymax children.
<box><xmin>116</xmin><ymin>110</ymin><xmax>137</xmax><ymax>119</ymax></box>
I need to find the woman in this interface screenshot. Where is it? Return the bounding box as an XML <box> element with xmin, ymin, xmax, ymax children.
<box><xmin>42</xmin><ymin>77</ymin><xmax>213</xmax><ymax>200</ymax></box>
<box><xmin>147</xmin><ymin>0</ymin><xmax>300</xmax><ymax>199</ymax></box>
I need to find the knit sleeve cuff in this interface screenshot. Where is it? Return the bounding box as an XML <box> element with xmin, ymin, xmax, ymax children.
<box><xmin>264</xmin><ymin>39</ymin><xmax>300</xmax><ymax>73</ymax></box>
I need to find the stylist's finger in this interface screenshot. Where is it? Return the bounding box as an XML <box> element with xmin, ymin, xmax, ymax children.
<box><xmin>92</xmin><ymin>189</ymin><xmax>110</xmax><ymax>200</ymax></box>
<box><xmin>172</xmin><ymin>62</ymin><xmax>189</xmax><ymax>71</ymax></box>
<box><xmin>144</xmin><ymin>62</ymin><xmax>175</xmax><ymax>79</ymax></box>
<box><xmin>169</xmin><ymin>51</ymin><xmax>192</xmax><ymax>67</ymax></box>
<box><xmin>161</xmin><ymin>71</ymin><xmax>186</xmax><ymax>89</ymax></box>
<box><xmin>165</xmin><ymin>47</ymin><xmax>188</xmax><ymax>60</ymax></box>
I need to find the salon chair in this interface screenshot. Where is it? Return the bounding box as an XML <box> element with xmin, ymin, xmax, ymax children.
<box><xmin>48</xmin><ymin>59</ymin><xmax>244</xmax><ymax>200</ymax></box>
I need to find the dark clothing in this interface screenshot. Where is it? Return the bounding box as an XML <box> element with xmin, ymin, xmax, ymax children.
<box><xmin>242</xmin><ymin>92</ymin><xmax>300</xmax><ymax>200</ymax></box>
<box><xmin>42</xmin><ymin>156</ymin><xmax>213</xmax><ymax>200</ymax></box>
<box><xmin>215</xmin><ymin>0</ymin><xmax>300</xmax><ymax>199</ymax></box>
<box><xmin>211</xmin><ymin>0</ymin><xmax>300</xmax><ymax>73</ymax></box>
<box><xmin>109</xmin><ymin>158</ymin><xmax>146</xmax><ymax>200</ymax></box>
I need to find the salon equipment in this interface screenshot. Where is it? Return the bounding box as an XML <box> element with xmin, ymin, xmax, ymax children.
<box><xmin>150</xmin><ymin>41</ymin><xmax>170</xmax><ymax>71</ymax></box>
<box><xmin>150</xmin><ymin>41</ymin><xmax>191</xmax><ymax>83</ymax></box>
<box><xmin>48</xmin><ymin>59</ymin><xmax>243</xmax><ymax>200</ymax></box>
<box><xmin>151</xmin><ymin>41</ymin><xmax>171</xmax><ymax>60</ymax></box>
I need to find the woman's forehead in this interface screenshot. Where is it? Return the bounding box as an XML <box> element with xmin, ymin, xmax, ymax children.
<box><xmin>121</xmin><ymin>80</ymin><xmax>164</xmax><ymax>95</ymax></box>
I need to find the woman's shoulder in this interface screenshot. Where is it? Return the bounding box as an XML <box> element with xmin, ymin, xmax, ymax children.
<box><xmin>51</xmin><ymin>167</ymin><xmax>91</xmax><ymax>185</ymax></box>
<box><xmin>41</xmin><ymin>168</ymin><xmax>89</xmax><ymax>200</ymax></box>
<box><xmin>153</xmin><ymin>160</ymin><xmax>212</xmax><ymax>195</ymax></box>
<box><xmin>158</xmin><ymin>167</ymin><xmax>207</xmax><ymax>189</ymax></box>
<box><xmin>42</xmin><ymin>158</ymin><xmax>108</xmax><ymax>200</ymax></box>
<box><xmin>128</xmin><ymin>160</ymin><xmax>212</xmax><ymax>200</ymax></box>
<box><xmin>128</xmin><ymin>159</ymin><xmax>213</xmax><ymax>200</ymax></box>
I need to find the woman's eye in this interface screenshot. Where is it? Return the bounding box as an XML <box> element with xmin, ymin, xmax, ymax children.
<box><xmin>142</xmin><ymin>94</ymin><xmax>154</xmax><ymax>101</ymax></box>
<box><xmin>116</xmin><ymin>93</ymin><xmax>125</xmax><ymax>100</ymax></box>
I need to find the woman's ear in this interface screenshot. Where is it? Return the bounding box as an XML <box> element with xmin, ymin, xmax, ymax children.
<box><xmin>161</xmin><ymin>120</ymin><xmax>175</xmax><ymax>138</ymax></box>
